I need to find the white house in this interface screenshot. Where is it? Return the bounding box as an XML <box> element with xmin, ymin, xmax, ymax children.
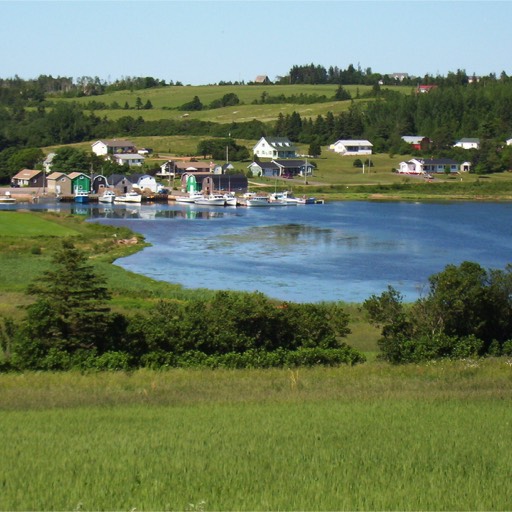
<box><xmin>253</xmin><ymin>137</ymin><xmax>297</xmax><ymax>159</ymax></box>
<box><xmin>112</xmin><ymin>154</ymin><xmax>145</xmax><ymax>167</ymax></box>
<box><xmin>454</xmin><ymin>138</ymin><xmax>480</xmax><ymax>150</ymax></box>
<box><xmin>91</xmin><ymin>139</ymin><xmax>136</xmax><ymax>156</ymax></box>
<box><xmin>330</xmin><ymin>139</ymin><xmax>373</xmax><ymax>156</ymax></box>
<box><xmin>398</xmin><ymin>158</ymin><xmax>459</xmax><ymax>175</ymax></box>
<box><xmin>506</xmin><ymin>137</ymin><xmax>512</xmax><ymax>146</ymax></box>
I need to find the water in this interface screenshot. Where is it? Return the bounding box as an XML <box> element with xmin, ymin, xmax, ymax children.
<box><xmin>3</xmin><ymin>200</ymin><xmax>512</xmax><ymax>303</ymax></box>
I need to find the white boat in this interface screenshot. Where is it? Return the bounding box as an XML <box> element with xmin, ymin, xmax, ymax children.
<box><xmin>0</xmin><ymin>191</ymin><xmax>16</xmax><ymax>204</ymax></box>
<box><xmin>223</xmin><ymin>192</ymin><xmax>238</xmax><ymax>206</ymax></box>
<box><xmin>175</xmin><ymin>192</ymin><xmax>204</xmax><ymax>203</ymax></box>
<box><xmin>269</xmin><ymin>191</ymin><xmax>301</xmax><ymax>205</ymax></box>
<box><xmin>114</xmin><ymin>192</ymin><xmax>142</xmax><ymax>203</ymax></box>
<box><xmin>98</xmin><ymin>190</ymin><xmax>116</xmax><ymax>203</ymax></box>
<box><xmin>194</xmin><ymin>193</ymin><xmax>228</xmax><ymax>206</ymax></box>
<box><xmin>245</xmin><ymin>195</ymin><xmax>272</xmax><ymax>207</ymax></box>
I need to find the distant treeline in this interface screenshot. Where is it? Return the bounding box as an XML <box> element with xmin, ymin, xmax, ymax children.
<box><xmin>1</xmin><ymin>72</ymin><xmax>512</xmax><ymax>176</ymax></box>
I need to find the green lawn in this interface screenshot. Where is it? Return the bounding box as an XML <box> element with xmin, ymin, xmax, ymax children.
<box><xmin>0</xmin><ymin>211</ymin><xmax>80</xmax><ymax>237</ymax></box>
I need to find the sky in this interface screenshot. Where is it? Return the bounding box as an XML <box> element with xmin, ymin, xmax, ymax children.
<box><xmin>1</xmin><ymin>0</ymin><xmax>511</xmax><ymax>85</ymax></box>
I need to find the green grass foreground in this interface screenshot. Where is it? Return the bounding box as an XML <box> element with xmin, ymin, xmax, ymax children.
<box><xmin>0</xmin><ymin>361</ymin><xmax>511</xmax><ymax>511</ymax></box>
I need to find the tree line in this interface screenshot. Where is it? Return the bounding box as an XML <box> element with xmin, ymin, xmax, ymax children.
<box><xmin>1</xmin><ymin>241</ymin><xmax>511</xmax><ymax>371</ymax></box>
<box><xmin>0</xmin><ymin>242</ymin><xmax>363</xmax><ymax>371</ymax></box>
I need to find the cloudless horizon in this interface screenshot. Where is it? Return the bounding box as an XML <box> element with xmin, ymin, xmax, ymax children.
<box><xmin>2</xmin><ymin>0</ymin><xmax>511</xmax><ymax>85</ymax></box>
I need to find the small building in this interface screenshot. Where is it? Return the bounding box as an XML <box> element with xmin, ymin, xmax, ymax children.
<box><xmin>401</xmin><ymin>135</ymin><xmax>431</xmax><ymax>151</ymax></box>
<box><xmin>253</xmin><ymin>137</ymin><xmax>297</xmax><ymax>159</ymax></box>
<box><xmin>91</xmin><ymin>139</ymin><xmax>137</xmax><ymax>156</ymax></box>
<box><xmin>107</xmin><ymin>174</ymin><xmax>135</xmax><ymax>195</ymax></box>
<box><xmin>202</xmin><ymin>174</ymin><xmax>248</xmax><ymax>194</ymax></box>
<box><xmin>11</xmin><ymin>169</ymin><xmax>45</xmax><ymax>187</ymax></box>
<box><xmin>254</xmin><ymin>75</ymin><xmax>271</xmax><ymax>84</ymax></box>
<box><xmin>111</xmin><ymin>153</ymin><xmax>145</xmax><ymax>167</ymax></box>
<box><xmin>68</xmin><ymin>172</ymin><xmax>91</xmax><ymax>194</ymax></box>
<box><xmin>274</xmin><ymin>159</ymin><xmax>314</xmax><ymax>177</ymax></box>
<box><xmin>129</xmin><ymin>174</ymin><xmax>159</xmax><ymax>193</ymax></box>
<box><xmin>330</xmin><ymin>139</ymin><xmax>373</xmax><ymax>156</ymax></box>
<box><xmin>91</xmin><ymin>175</ymin><xmax>109</xmax><ymax>194</ymax></box>
<box><xmin>506</xmin><ymin>137</ymin><xmax>512</xmax><ymax>146</ymax></box>
<box><xmin>248</xmin><ymin>161</ymin><xmax>280</xmax><ymax>177</ymax></box>
<box><xmin>454</xmin><ymin>138</ymin><xmax>480</xmax><ymax>150</ymax></box>
<box><xmin>46</xmin><ymin>172</ymin><xmax>72</xmax><ymax>195</ymax></box>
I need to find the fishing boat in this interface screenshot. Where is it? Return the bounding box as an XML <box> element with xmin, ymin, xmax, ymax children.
<box><xmin>0</xmin><ymin>191</ymin><xmax>16</xmax><ymax>204</ymax></box>
<box><xmin>194</xmin><ymin>193</ymin><xmax>228</xmax><ymax>206</ymax></box>
<box><xmin>223</xmin><ymin>192</ymin><xmax>238</xmax><ymax>206</ymax></box>
<box><xmin>269</xmin><ymin>191</ymin><xmax>301</xmax><ymax>205</ymax></box>
<box><xmin>98</xmin><ymin>190</ymin><xmax>116</xmax><ymax>203</ymax></box>
<box><xmin>74</xmin><ymin>191</ymin><xmax>89</xmax><ymax>204</ymax></box>
<box><xmin>244</xmin><ymin>195</ymin><xmax>272</xmax><ymax>207</ymax></box>
<box><xmin>175</xmin><ymin>191</ymin><xmax>204</xmax><ymax>203</ymax></box>
<box><xmin>114</xmin><ymin>192</ymin><xmax>142</xmax><ymax>203</ymax></box>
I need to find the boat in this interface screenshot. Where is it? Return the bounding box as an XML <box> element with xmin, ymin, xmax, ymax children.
<box><xmin>114</xmin><ymin>192</ymin><xmax>142</xmax><ymax>203</ymax></box>
<box><xmin>244</xmin><ymin>195</ymin><xmax>273</xmax><ymax>207</ymax></box>
<box><xmin>269</xmin><ymin>191</ymin><xmax>301</xmax><ymax>205</ymax></box>
<box><xmin>98</xmin><ymin>190</ymin><xmax>116</xmax><ymax>203</ymax></box>
<box><xmin>223</xmin><ymin>192</ymin><xmax>238</xmax><ymax>206</ymax></box>
<box><xmin>175</xmin><ymin>191</ymin><xmax>204</xmax><ymax>203</ymax></box>
<box><xmin>0</xmin><ymin>191</ymin><xmax>16</xmax><ymax>204</ymax></box>
<box><xmin>74</xmin><ymin>191</ymin><xmax>89</xmax><ymax>204</ymax></box>
<box><xmin>194</xmin><ymin>193</ymin><xmax>228</xmax><ymax>206</ymax></box>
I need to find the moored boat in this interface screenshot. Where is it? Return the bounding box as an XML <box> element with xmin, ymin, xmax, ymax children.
<box><xmin>0</xmin><ymin>191</ymin><xmax>16</xmax><ymax>204</ymax></box>
<box><xmin>98</xmin><ymin>190</ymin><xmax>116</xmax><ymax>203</ymax></box>
<box><xmin>74</xmin><ymin>191</ymin><xmax>89</xmax><ymax>204</ymax></box>
<box><xmin>114</xmin><ymin>192</ymin><xmax>142</xmax><ymax>203</ymax></box>
<box><xmin>175</xmin><ymin>191</ymin><xmax>204</xmax><ymax>203</ymax></box>
<box><xmin>194</xmin><ymin>193</ymin><xmax>228</xmax><ymax>206</ymax></box>
<box><xmin>223</xmin><ymin>192</ymin><xmax>238</xmax><ymax>206</ymax></box>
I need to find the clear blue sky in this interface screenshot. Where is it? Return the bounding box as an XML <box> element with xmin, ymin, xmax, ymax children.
<box><xmin>2</xmin><ymin>0</ymin><xmax>511</xmax><ymax>85</ymax></box>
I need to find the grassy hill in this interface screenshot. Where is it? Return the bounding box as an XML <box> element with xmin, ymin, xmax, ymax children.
<box><xmin>53</xmin><ymin>83</ymin><xmax>414</xmax><ymax>124</ymax></box>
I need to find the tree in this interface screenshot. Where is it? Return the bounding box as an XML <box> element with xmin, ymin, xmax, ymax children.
<box><xmin>135</xmin><ymin>97</ymin><xmax>143</xmax><ymax>110</ymax></box>
<box><xmin>308</xmin><ymin>140</ymin><xmax>322</xmax><ymax>157</ymax></box>
<box><xmin>51</xmin><ymin>146</ymin><xmax>91</xmax><ymax>173</ymax></box>
<box><xmin>6</xmin><ymin>147</ymin><xmax>44</xmax><ymax>174</ymax></box>
<box><xmin>24</xmin><ymin>242</ymin><xmax>114</xmax><ymax>353</ymax></box>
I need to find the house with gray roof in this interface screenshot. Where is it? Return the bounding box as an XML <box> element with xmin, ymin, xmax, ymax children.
<box><xmin>253</xmin><ymin>137</ymin><xmax>297</xmax><ymax>159</ymax></box>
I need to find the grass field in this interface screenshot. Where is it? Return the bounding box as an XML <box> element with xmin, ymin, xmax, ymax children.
<box><xmin>0</xmin><ymin>362</ymin><xmax>511</xmax><ymax>511</ymax></box>
<box><xmin>54</xmin><ymin>84</ymin><xmax>414</xmax><ymax>124</ymax></box>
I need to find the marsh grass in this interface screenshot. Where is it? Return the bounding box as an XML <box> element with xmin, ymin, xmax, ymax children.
<box><xmin>0</xmin><ymin>361</ymin><xmax>511</xmax><ymax>510</ymax></box>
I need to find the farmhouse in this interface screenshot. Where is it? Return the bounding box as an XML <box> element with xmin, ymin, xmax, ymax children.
<box><xmin>253</xmin><ymin>137</ymin><xmax>297</xmax><ymax>159</ymax></box>
<box><xmin>398</xmin><ymin>158</ymin><xmax>460</xmax><ymax>175</ymax></box>
<box><xmin>330</xmin><ymin>139</ymin><xmax>373</xmax><ymax>156</ymax></box>
<box><xmin>416</xmin><ymin>85</ymin><xmax>437</xmax><ymax>94</ymax></box>
<box><xmin>454</xmin><ymin>138</ymin><xmax>480</xmax><ymax>150</ymax></box>
<box><xmin>91</xmin><ymin>139</ymin><xmax>137</xmax><ymax>156</ymax></box>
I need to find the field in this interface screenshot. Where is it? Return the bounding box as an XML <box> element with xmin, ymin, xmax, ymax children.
<box><xmin>55</xmin><ymin>84</ymin><xmax>413</xmax><ymax>124</ymax></box>
<box><xmin>1</xmin><ymin>362</ymin><xmax>511</xmax><ymax>510</ymax></box>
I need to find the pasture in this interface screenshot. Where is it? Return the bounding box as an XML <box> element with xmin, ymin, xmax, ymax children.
<box><xmin>0</xmin><ymin>361</ymin><xmax>511</xmax><ymax>511</ymax></box>
<box><xmin>55</xmin><ymin>84</ymin><xmax>414</xmax><ymax>124</ymax></box>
